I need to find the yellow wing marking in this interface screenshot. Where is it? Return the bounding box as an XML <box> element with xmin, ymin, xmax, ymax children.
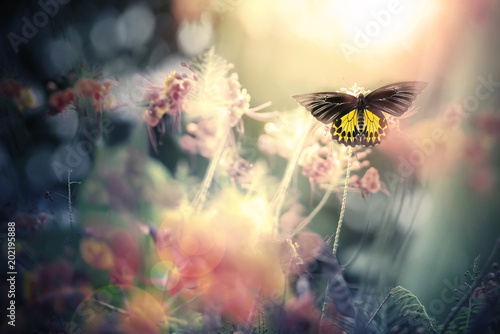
<box><xmin>362</xmin><ymin>109</ymin><xmax>388</xmax><ymax>145</ymax></box>
<box><xmin>331</xmin><ymin>109</ymin><xmax>358</xmax><ymax>145</ymax></box>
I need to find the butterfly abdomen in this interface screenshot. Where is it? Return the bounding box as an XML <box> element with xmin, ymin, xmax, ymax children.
<box><xmin>357</xmin><ymin>108</ymin><xmax>365</xmax><ymax>133</ymax></box>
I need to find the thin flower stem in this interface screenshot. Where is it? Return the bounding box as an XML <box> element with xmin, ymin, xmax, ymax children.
<box><xmin>365</xmin><ymin>289</ymin><xmax>393</xmax><ymax>330</ymax></box>
<box><xmin>319</xmin><ymin>146</ymin><xmax>353</xmax><ymax>333</ymax></box>
<box><xmin>333</xmin><ymin>146</ymin><xmax>352</xmax><ymax>255</ymax></box>
<box><xmin>293</xmin><ymin>140</ymin><xmax>342</xmax><ymax>235</ymax></box>
<box><xmin>269</xmin><ymin>116</ymin><xmax>313</xmax><ymax>236</ymax></box>
<box><xmin>293</xmin><ymin>181</ymin><xmax>334</xmax><ymax>235</ymax></box>
<box><xmin>67</xmin><ymin>170</ymin><xmax>74</xmax><ymax>239</ymax></box>
<box><xmin>93</xmin><ymin>298</ymin><xmax>128</xmax><ymax>315</ymax></box>
<box><xmin>191</xmin><ymin>126</ymin><xmax>227</xmax><ymax>212</ymax></box>
<box><xmin>319</xmin><ymin>281</ymin><xmax>330</xmax><ymax>333</ymax></box>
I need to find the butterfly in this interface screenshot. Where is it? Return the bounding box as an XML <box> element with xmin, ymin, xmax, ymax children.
<box><xmin>292</xmin><ymin>81</ymin><xmax>427</xmax><ymax>147</ymax></box>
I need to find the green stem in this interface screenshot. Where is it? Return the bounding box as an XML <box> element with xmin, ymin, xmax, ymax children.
<box><xmin>333</xmin><ymin>146</ymin><xmax>352</xmax><ymax>255</ymax></box>
<box><xmin>191</xmin><ymin>125</ymin><xmax>227</xmax><ymax>212</ymax></box>
<box><xmin>319</xmin><ymin>280</ymin><xmax>330</xmax><ymax>333</ymax></box>
<box><xmin>293</xmin><ymin>181</ymin><xmax>334</xmax><ymax>235</ymax></box>
<box><xmin>293</xmin><ymin>141</ymin><xmax>343</xmax><ymax>235</ymax></box>
<box><xmin>269</xmin><ymin>116</ymin><xmax>313</xmax><ymax>236</ymax></box>
<box><xmin>320</xmin><ymin>146</ymin><xmax>353</xmax><ymax>332</ymax></box>
<box><xmin>365</xmin><ymin>289</ymin><xmax>393</xmax><ymax>330</ymax></box>
<box><xmin>67</xmin><ymin>170</ymin><xmax>73</xmax><ymax>238</ymax></box>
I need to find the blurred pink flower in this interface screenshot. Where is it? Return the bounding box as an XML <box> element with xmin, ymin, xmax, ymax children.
<box><xmin>225</xmin><ymin>72</ymin><xmax>251</xmax><ymax>127</ymax></box>
<box><xmin>279</xmin><ymin>203</ymin><xmax>306</xmax><ymax>234</ymax></box>
<box><xmin>0</xmin><ymin>79</ymin><xmax>22</xmax><ymax>98</ymax></box>
<box><xmin>349</xmin><ymin>174</ymin><xmax>362</xmax><ymax>189</ymax></box>
<box><xmin>179</xmin><ymin>134</ymin><xmax>198</xmax><ymax>154</ymax></box>
<box><xmin>350</xmin><ymin>167</ymin><xmax>388</xmax><ymax>196</ymax></box>
<box><xmin>226</xmin><ymin>159</ymin><xmax>253</xmax><ymax>185</ymax></box>
<box><xmin>10</xmin><ymin>212</ymin><xmax>48</xmax><ymax>232</ymax></box>
<box><xmin>257</xmin><ymin>133</ymin><xmax>278</xmax><ymax>155</ymax></box>
<box><xmin>477</xmin><ymin>110</ymin><xmax>500</xmax><ymax>139</ymax></box>
<box><xmin>179</xmin><ymin>119</ymin><xmax>218</xmax><ymax>157</ymax></box>
<box><xmin>468</xmin><ymin>167</ymin><xmax>495</xmax><ymax>194</ymax></box>
<box><xmin>74</xmin><ymin>78</ymin><xmax>113</xmax><ymax>113</ymax></box>
<box><xmin>0</xmin><ymin>79</ymin><xmax>37</xmax><ymax>111</ymax></box>
<box><xmin>48</xmin><ymin>88</ymin><xmax>76</xmax><ymax>114</ymax></box>
<box><xmin>463</xmin><ymin>139</ymin><xmax>489</xmax><ymax>164</ymax></box>
<box><xmin>360</xmin><ymin>167</ymin><xmax>381</xmax><ymax>194</ymax></box>
<box><xmin>284</xmin><ymin>292</ymin><xmax>320</xmax><ymax>332</ymax></box>
<box><xmin>143</xmin><ymin>71</ymin><xmax>192</xmax><ymax>153</ymax></box>
<box><xmin>299</xmin><ymin>144</ymin><xmax>339</xmax><ymax>185</ymax></box>
<box><xmin>379</xmin><ymin>117</ymin><xmax>465</xmax><ymax>180</ymax></box>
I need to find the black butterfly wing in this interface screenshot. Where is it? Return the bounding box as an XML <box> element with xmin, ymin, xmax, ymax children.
<box><xmin>364</xmin><ymin>81</ymin><xmax>427</xmax><ymax>117</ymax></box>
<box><xmin>292</xmin><ymin>92</ymin><xmax>358</xmax><ymax>124</ymax></box>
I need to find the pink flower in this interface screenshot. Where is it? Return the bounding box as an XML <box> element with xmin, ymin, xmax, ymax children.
<box><xmin>0</xmin><ymin>79</ymin><xmax>22</xmax><ymax>98</ymax></box>
<box><xmin>179</xmin><ymin>119</ymin><xmax>218</xmax><ymax>157</ymax></box>
<box><xmin>477</xmin><ymin>111</ymin><xmax>500</xmax><ymax>139</ymax></box>
<box><xmin>463</xmin><ymin>140</ymin><xmax>488</xmax><ymax>164</ymax></box>
<box><xmin>360</xmin><ymin>167</ymin><xmax>381</xmax><ymax>194</ymax></box>
<box><xmin>350</xmin><ymin>167</ymin><xmax>388</xmax><ymax>197</ymax></box>
<box><xmin>74</xmin><ymin>78</ymin><xmax>114</xmax><ymax>113</ymax></box>
<box><xmin>226</xmin><ymin>159</ymin><xmax>253</xmax><ymax>185</ymax></box>
<box><xmin>179</xmin><ymin>134</ymin><xmax>198</xmax><ymax>154</ymax></box>
<box><xmin>279</xmin><ymin>203</ymin><xmax>305</xmax><ymax>234</ymax></box>
<box><xmin>258</xmin><ymin>134</ymin><xmax>278</xmax><ymax>155</ymax></box>
<box><xmin>48</xmin><ymin>88</ymin><xmax>76</xmax><ymax>114</ymax></box>
<box><xmin>142</xmin><ymin>71</ymin><xmax>192</xmax><ymax>153</ymax></box>
<box><xmin>284</xmin><ymin>293</ymin><xmax>320</xmax><ymax>332</ymax></box>
<box><xmin>349</xmin><ymin>174</ymin><xmax>362</xmax><ymax>189</ymax></box>
<box><xmin>300</xmin><ymin>144</ymin><xmax>339</xmax><ymax>185</ymax></box>
<box><xmin>468</xmin><ymin>167</ymin><xmax>495</xmax><ymax>194</ymax></box>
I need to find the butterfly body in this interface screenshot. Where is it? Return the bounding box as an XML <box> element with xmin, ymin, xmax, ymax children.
<box><xmin>293</xmin><ymin>82</ymin><xmax>427</xmax><ymax>147</ymax></box>
<box><xmin>356</xmin><ymin>94</ymin><xmax>365</xmax><ymax>133</ymax></box>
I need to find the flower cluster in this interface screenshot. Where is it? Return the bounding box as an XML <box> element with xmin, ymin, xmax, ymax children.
<box><xmin>153</xmin><ymin>191</ymin><xmax>285</xmax><ymax>323</ymax></box>
<box><xmin>48</xmin><ymin>78</ymin><xmax>114</xmax><ymax>114</ymax></box>
<box><xmin>476</xmin><ymin>110</ymin><xmax>500</xmax><ymax>138</ymax></box>
<box><xmin>179</xmin><ymin>119</ymin><xmax>219</xmax><ymax>157</ymax></box>
<box><xmin>461</xmin><ymin>110</ymin><xmax>500</xmax><ymax>193</ymax></box>
<box><xmin>81</xmin><ymin>227</ymin><xmax>142</xmax><ymax>285</ymax></box>
<box><xmin>300</xmin><ymin>142</ymin><xmax>339</xmax><ymax>185</ymax></box>
<box><xmin>225</xmin><ymin>158</ymin><xmax>253</xmax><ymax>186</ymax></box>
<box><xmin>0</xmin><ymin>79</ymin><xmax>37</xmax><ymax>110</ymax></box>
<box><xmin>222</xmin><ymin>72</ymin><xmax>251</xmax><ymax>127</ymax></box>
<box><xmin>75</xmin><ymin>78</ymin><xmax>114</xmax><ymax>112</ymax></box>
<box><xmin>48</xmin><ymin>88</ymin><xmax>76</xmax><ymax>114</ymax></box>
<box><xmin>349</xmin><ymin>166</ymin><xmax>389</xmax><ymax>197</ymax></box>
<box><xmin>142</xmin><ymin>70</ymin><xmax>192</xmax><ymax>152</ymax></box>
<box><xmin>258</xmin><ymin>108</ymin><xmax>309</xmax><ymax>158</ymax></box>
<box><xmin>175</xmin><ymin>49</ymin><xmax>261</xmax><ymax>161</ymax></box>
<box><xmin>24</xmin><ymin>259</ymin><xmax>91</xmax><ymax>314</ymax></box>
<box><xmin>181</xmin><ymin>48</ymin><xmax>251</xmax><ymax>124</ymax></box>
<box><xmin>472</xmin><ymin>262</ymin><xmax>499</xmax><ymax>300</ymax></box>
<box><xmin>143</xmin><ymin>71</ymin><xmax>192</xmax><ymax>129</ymax></box>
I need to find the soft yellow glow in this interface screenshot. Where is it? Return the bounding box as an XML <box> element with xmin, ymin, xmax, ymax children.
<box><xmin>239</xmin><ymin>196</ymin><xmax>273</xmax><ymax>234</ymax></box>
<box><xmin>237</xmin><ymin>0</ymin><xmax>441</xmax><ymax>59</ymax></box>
<box><xmin>331</xmin><ymin>0</ymin><xmax>437</xmax><ymax>51</ymax></box>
